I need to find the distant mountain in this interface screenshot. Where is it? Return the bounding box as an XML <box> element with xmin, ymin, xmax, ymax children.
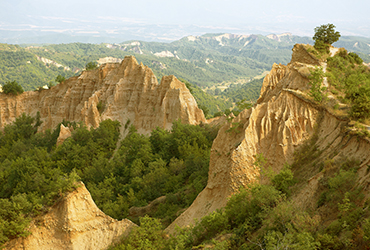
<box><xmin>0</xmin><ymin>33</ymin><xmax>369</xmax><ymax>115</ymax></box>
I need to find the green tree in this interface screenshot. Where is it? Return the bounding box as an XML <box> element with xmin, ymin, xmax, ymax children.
<box><xmin>114</xmin><ymin>215</ymin><xmax>166</xmax><ymax>250</ymax></box>
<box><xmin>236</xmin><ymin>98</ymin><xmax>253</xmax><ymax>112</ymax></box>
<box><xmin>2</xmin><ymin>80</ymin><xmax>24</xmax><ymax>95</ymax></box>
<box><xmin>55</xmin><ymin>75</ymin><xmax>65</xmax><ymax>84</ymax></box>
<box><xmin>198</xmin><ymin>104</ymin><xmax>210</xmax><ymax>118</ymax></box>
<box><xmin>271</xmin><ymin>164</ymin><xmax>295</xmax><ymax>196</ymax></box>
<box><xmin>85</xmin><ymin>61</ymin><xmax>98</xmax><ymax>71</ymax></box>
<box><xmin>313</xmin><ymin>24</ymin><xmax>341</xmax><ymax>45</ymax></box>
<box><xmin>313</xmin><ymin>24</ymin><xmax>340</xmax><ymax>53</ymax></box>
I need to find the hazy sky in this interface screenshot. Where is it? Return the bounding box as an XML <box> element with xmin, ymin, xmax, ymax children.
<box><xmin>1</xmin><ymin>0</ymin><xmax>370</xmax><ymax>40</ymax></box>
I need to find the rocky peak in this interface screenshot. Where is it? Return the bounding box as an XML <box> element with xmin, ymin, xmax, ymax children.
<box><xmin>4</xmin><ymin>182</ymin><xmax>136</xmax><ymax>250</ymax></box>
<box><xmin>290</xmin><ymin>44</ymin><xmax>321</xmax><ymax>66</ymax></box>
<box><xmin>0</xmin><ymin>56</ymin><xmax>206</xmax><ymax>136</ymax></box>
<box><xmin>166</xmin><ymin>44</ymin><xmax>370</xmax><ymax>233</ymax></box>
<box><xmin>56</xmin><ymin>124</ymin><xmax>72</xmax><ymax>146</ymax></box>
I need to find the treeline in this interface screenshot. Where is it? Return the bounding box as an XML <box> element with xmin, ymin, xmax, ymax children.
<box><xmin>0</xmin><ymin>44</ymin><xmax>73</xmax><ymax>91</ymax></box>
<box><xmin>0</xmin><ymin>115</ymin><xmax>218</xmax><ymax>245</ymax></box>
<box><xmin>220</xmin><ymin>78</ymin><xmax>264</xmax><ymax>103</ymax></box>
<box><xmin>28</xmin><ymin>42</ymin><xmax>265</xmax><ymax>88</ymax></box>
<box><xmin>0</xmin><ymin>42</ymin><xmax>263</xmax><ymax>116</ymax></box>
<box><xmin>110</xmin><ymin>156</ymin><xmax>370</xmax><ymax>250</ymax></box>
<box><xmin>180</xmin><ymin>79</ymin><xmax>232</xmax><ymax>117</ymax></box>
<box><xmin>180</xmin><ymin>78</ymin><xmax>263</xmax><ymax>117</ymax></box>
<box><xmin>326</xmin><ymin>48</ymin><xmax>370</xmax><ymax>120</ymax></box>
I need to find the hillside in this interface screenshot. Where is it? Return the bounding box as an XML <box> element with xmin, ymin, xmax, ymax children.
<box><xmin>0</xmin><ymin>57</ymin><xmax>213</xmax><ymax>248</ymax></box>
<box><xmin>161</xmin><ymin>44</ymin><xmax>370</xmax><ymax>248</ymax></box>
<box><xmin>1</xmin><ymin>33</ymin><xmax>369</xmax><ymax>118</ymax></box>
<box><xmin>0</xmin><ymin>55</ymin><xmax>206</xmax><ymax>135</ymax></box>
<box><xmin>2</xmin><ymin>34</ymin><xmax>370</xmax><ymax>249</ymax></box>
<box><xmin>95</xmin><ymin>43</ymin><xmax>370</xmax><ymax>249</ymax></box>
<box><xmin>1</xmin><ymin>33</ymin><xmax>369</xmax><ymax>92</ymax></box>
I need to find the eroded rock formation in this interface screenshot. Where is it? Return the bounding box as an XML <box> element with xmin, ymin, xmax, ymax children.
<box><xmin>4</xmin><ymin>182</ymin><xmax>136</xmax><ymax>250</ymax></box>
<box><xmin>56</xmin><ymin>124</ymin><xmax>72</xmax><ymax>146</ymax></box>
<box><xmin>167</xmin><ymin>44</ymin><xmax>370</xmax><ymax>232</ymax></box>
<box><xmin>0</xmin><ymin>56</ymin><xmax>205</xmax><ymax>136</ymax></box>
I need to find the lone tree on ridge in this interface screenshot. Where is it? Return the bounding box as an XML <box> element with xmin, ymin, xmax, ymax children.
<box><xmin>313</xmin><ymin>23</ymin><xmax>341</xmax><ymax>52</ymax></box>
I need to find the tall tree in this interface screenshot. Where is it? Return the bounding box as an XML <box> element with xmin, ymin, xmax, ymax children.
<box><xmin>313</xmin><ymin>23</ymin><xmax>341</xmax><ymax>52</ymax></box>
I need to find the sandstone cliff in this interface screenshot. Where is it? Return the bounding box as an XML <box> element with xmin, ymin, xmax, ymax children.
<box><xmin>4</xmin><ymin>182</ymin><xmax>135</xmax><ymax>250</ymax></box>
<box><xmin>0</xmin><ymin>56</ymin><xmax>206</xmax><ymax>136</ymax></box>
<box><xmin>167</xmin><ymin>44</ymin><xmax>370</xmax><ymax>232</ymax></box>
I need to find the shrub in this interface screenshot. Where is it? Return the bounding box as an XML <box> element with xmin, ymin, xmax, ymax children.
<box><xmin>85</xmin><ymin>61</ymin><xmax>98</xmax><ymax>71</ymax></box>
<box><xmin>2</xmin><ymin>80</ymin><xmax>24</xmax><ymax>95</ymax></box>
<box><xmin>314</xmin><ymin>40</ymin><xmax>330</xmax><ymax>54</ymax></box>
<box><xmin>271</xmin><ymin>164</ymin><xmax>295</xmax><ymax>196</ymax></box>
<box><xmin>111</xmin><ymin>215</ymin><xmax>165</xmax><ymax>250</ymax></box>
<box><xmin>308</xmin><ymin>67</ymin><xmax>326</xmax><ymax>103</ymax></box>
<box><xmin>55</xmin><ymin>75</ymin><xmax>65</xmax><ymax>84</ymax></box>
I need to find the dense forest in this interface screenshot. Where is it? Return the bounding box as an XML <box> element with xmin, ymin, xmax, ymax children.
<box><xmin>0</xmin><ymin>115</ymin><xmax>219</xmax><ymax>246</ymax></box>
<box><xmin>2</xmin><ymin>114</ymin><xmax>370</xmax><ymax>249</ymax></box>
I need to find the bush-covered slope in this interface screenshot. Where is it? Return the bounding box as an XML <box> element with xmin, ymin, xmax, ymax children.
<box><xmin>0</xmin><ymin>44</ymin><xmax>74</xmax><ymax>90</ymax></box>
<box><xmin>0</xmin><ymin>116</ymin><xmax>218</xmax><ymax>246</ymax></box>
<box><xmin>109</xmin><ymin>45</ymin><xmax>370</xmax><ymax>250</ymax></box>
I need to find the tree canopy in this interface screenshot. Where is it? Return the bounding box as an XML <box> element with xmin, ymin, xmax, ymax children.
<box><xmin>313</xmin><ymin>23</ymin><xmax>341</xmax><ymax>46</ymax></box>
<box><xmin>85</xmin><ymin>61</ymin><xmax>98</xmax><ymax>71</ymax></box>
<box><xmin>55</xmin><ymin>75</ymin><xmax>66</xmax><ymax>83</ymax></box>
<box><xmin>2</xmin><ymin>80</ymin><xmax>24</xmax><ymax>95</ymax></box>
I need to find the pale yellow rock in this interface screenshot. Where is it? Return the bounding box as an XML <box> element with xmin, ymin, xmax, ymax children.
<box><xmin>0</xmin><ymin>56</ymin><xmax>206</xmax><ymax>136</ymax></box>
<box><xmin>166</xmin><ymin>44</ymin><xmax>370</xmax><ymax>233</ymax></box>
<box><xmin>4</xmin><ymin>182</ymin><xmax>136</xmax><ymax>250</ymax></box>
<box><xmin>56</xmin><ymin>124</ymin><xmax>72</xmax><ymax>146</ymax></box>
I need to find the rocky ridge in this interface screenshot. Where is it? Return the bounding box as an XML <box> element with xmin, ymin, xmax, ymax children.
<box><xmin>4</xmin><ymin>182</ymin><xmax>136</xmax><ymax>250</ymax></box>
<box><xmin>0</xmin><ymin>56</ymin><xmax>206</xmax><ymax>136</ymax></box>
<box><xmin>167</xmin><ymin>44</ymin><xmax>370</xmax><ymax>232</ymax></box>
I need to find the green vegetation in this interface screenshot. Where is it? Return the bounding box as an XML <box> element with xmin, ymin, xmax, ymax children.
<box><xmin>180</xmin><ymin>78</ymin><xmax>232</xmax><ymax>116</ymax></box>
<box><xmin>313</xmin><ymin>24</ymin><xmax>341</xmax><ymax>45</ymax></box>
<box><xmin>313</xmin><ymin>24</ymin><xmax>341</xmax><ymax>53</ymax></box>
<box><xmin>110</xmin><ymin>215</ymin><xmax>166</xmax><ymax>250</ymax></box>
<box><xmin>2</xmin><ymin>80</ymin><xmax>24</xmax><ymax>95</ymax></box>
<box><xmin>0</xmin><ymin>44</ymin><xmax>74</xmax><ymax>91</ymax></box>
<box><xmin>220</xmin><ymin>78</ymin><xmax>263</xmax><ymax>103</ymax></box>
<box><xmin>308</xmin><ymin>67</ymin><xmax>327</xmax><ymax>103</ymax></box>
<box><xmin>55</xmin><ymin>74</ymin><xmax>66</xmax><ymax>83</ymax></box>
<box><xmin>0</xmin><ymin>115</ymin><xmax>217</xmax><ymax>246</ymax></box>
<box><xmin>85</xmin><ymin>61</ymin><xmax>98</xmax><ymax>71</ymax></box>
<box><xmin>110</xmin><ymin>150</ymin><xmax>370</xmax><ymax>250</ymax></box>
<box><xmin>0</xmin><ymin>114</ymin><xmax>80</xmax><ymax>244</ymax></box>
<box><xmin>326</xmin><ymin>48</ymin><xmax>370</xmax><ymax>120</ymax></box>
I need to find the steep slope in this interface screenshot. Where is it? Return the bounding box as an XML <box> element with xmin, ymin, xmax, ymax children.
<box><xmin>167</xmin><ymin>44</ymin><xmax>370</xmax><ymax>232</ymax></box>
<box><xmin>4</xmin><ymin>182</ymin><xmax>135</xmax><ymax>250</ymax></box>
<box><xmin>0</xmin><ymin>56</ymin><xmax>205</xmax><ymax>135</ymax></box>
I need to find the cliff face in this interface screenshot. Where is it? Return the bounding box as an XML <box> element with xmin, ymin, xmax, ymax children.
<box><xmin>167</xmin><ymin>44</ymin><xmax>370</xmax><ymax>232</ymax></box>
<box><xmin>0</xmin><ymin>56</ymin><xmax>205</xmax><ymax>135</ymax></box>
<box><xmin>4</xmin><ymin>182</ymin><xmax>136</xmax><ymax>250</ymax></box>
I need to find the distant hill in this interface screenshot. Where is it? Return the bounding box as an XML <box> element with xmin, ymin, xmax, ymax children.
<box><xmin>0</xmin><ymin>33</ymin><xmax>369</xmax><ymax>115</ymax></box>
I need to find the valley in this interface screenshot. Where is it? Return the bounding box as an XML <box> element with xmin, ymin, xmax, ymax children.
<box><xmin>1</xmin><ymin>33</ymin><xmax>370</xmax><ymax>118</ymax></box>
<box><xmin>1</xmin><ymin>29</ymin><xmax>370</xmax><ymax>249</ymax></box>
